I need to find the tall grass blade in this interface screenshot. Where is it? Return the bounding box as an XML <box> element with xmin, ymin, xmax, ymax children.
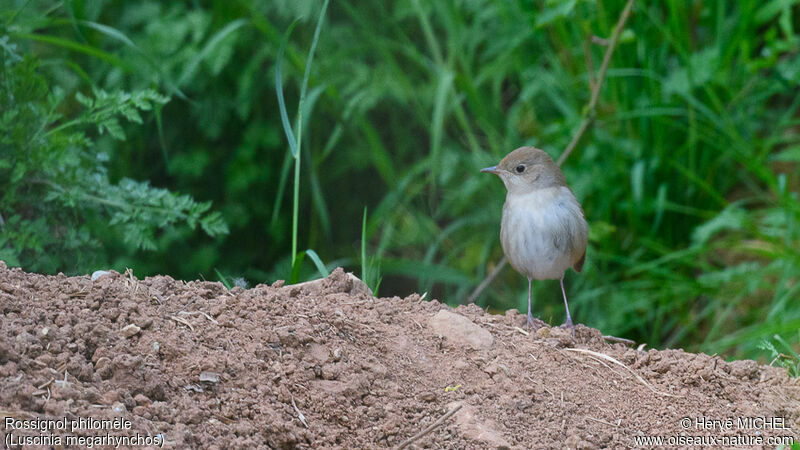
<box><xmin>214</xmin><ymin>268</ymin><xmax>233</xmax><ymax>290</ymax></box>
<box><xmin>270</xmin><ymin>151</ymin><xmax>293</xmax><ymax>226</ymax></box>
<box><xmin>305</xmin><ymin>249</ymin><xmax>329</xmax><ymax>278</ymax></box>
<box><xmin>361</xmin><ymin>206</ymin><xmax>368</xmax><ymax>285</ymax></box>
<box><xmin>275</xmin><ymin>20</ymin><xmax>299</xmax><ymax>157</ymax></box>
<box><xmin>429</xmin><ymin>69</ymin><xmax>453</xmax><ymax>188</ymax></box>
<box><xmin>290</xmin><ymin>250</ymin><xmax>306</xmax><ymax>284</ymax></box>
<box><xmin>298</xmin><ymin>0</ymin><xmax>330</xmax><ymax>118</ymax></box>
<box><xmin>11</xmin><ymin>32</ymin><xmax>132</xmax><ymax>70</ymax></box>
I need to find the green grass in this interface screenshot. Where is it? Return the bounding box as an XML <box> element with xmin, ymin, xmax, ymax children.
<box><xmin>361</xmin><ymin>207</ymin><xmax>382</xmax><ymax>294</ymax></box>
<box><xmin>759</xmin><ymin>334</ymin><xmax>800</xmax><ymax>378</ymax></box>
<box><xmin>275</xmin><ymin>0</ymin><xmax>330</xmax><ymax>283</ymax></box>
<box><xmin>3</xmin><ymin>0</ymin><xmax>799</xmax><ymax>362</ymax></box>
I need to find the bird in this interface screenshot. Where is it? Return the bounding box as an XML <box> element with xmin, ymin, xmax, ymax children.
<box><xmin>481</xmin><ymin>147</ymin><xmax>588</xmax><ymax>333</ymax></box>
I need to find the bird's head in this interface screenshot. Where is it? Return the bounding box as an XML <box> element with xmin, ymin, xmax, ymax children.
<box><xmin>481</xmin><ymin>147</ymin><xmax>566</xmax><ymax>195</ymax></box>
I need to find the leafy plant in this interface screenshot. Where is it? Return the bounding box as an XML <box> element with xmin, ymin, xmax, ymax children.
<box><xmin>759</xmin><ymin>334</ymin><xmax>800</xmax><ymax>378</ymax></box>
<box><xmin>0</xmin><ymin>37</ymin><xmax>227</xmax><ymax>273</ymax></box>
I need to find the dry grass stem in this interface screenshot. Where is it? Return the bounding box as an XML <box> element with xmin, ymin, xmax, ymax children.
<box><xmin>586</xmin><ymin>416</ymin><xmax>620</xmax><ymax>427</ymax></box>
<box><xmin>564</xmin><ymin>348</ymin><xmax>680</xmax><ymax>397</ymax></box>
<box><xmin>603</xmin><ymin>335</ymin><xmax>636</xmax><ymax>346</ymax></box>
<box><xmin>291</xmin><ymin>394</ymin><xmax>309</xmax><ymax>428</ymax></box>
<box><xmin>178</xmin><ymin>310</ymin><xmax>219</xmax><ymax>325</ymax></box>
<box><xmin>396</xmin><ymin>404</ymin><xmax>463</xmax><ymax>450</ymax></box>
<box><xmin>170</xmin><ymin>316</ymin><xmax>195</xmax><ymax>331</ymax></box>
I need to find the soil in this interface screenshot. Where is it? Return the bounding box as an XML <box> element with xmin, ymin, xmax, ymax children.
<box><xmin>0</xmin><ymin>261</ymin><xmax>798</xmax><ymax>449</ymax></box>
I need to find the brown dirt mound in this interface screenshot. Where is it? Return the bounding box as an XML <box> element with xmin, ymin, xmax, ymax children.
<box><xmin>1</xmin><ymin>262</ymin><xmax>798</xmax><ymax>449</ymax></box>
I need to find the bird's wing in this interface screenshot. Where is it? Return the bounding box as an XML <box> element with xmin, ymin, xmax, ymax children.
<box><xmin>573</xmin><ymin>250</ymin><xmax>586</xmax><ymax>273</ymax></box>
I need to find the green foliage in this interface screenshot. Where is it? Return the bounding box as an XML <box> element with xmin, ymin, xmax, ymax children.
<box><xmin>275</xmin><ymin>0</ymin><xmax>329</xmax><ymax>281</ymax></box>
<box><xmin>0</xmin><ymin>35</ymin><xmax>227</xmax><ymax>273</ymax></box>
<box><xmin>759</xmin><ymin>334</ymin><xmax>800</xmax><ymax>378</ymax></box>
<box><xmin>215</xmin><ymin>268</ymin><xmax>234</xmax><ymax>290</ymax></box>
<box><xmin>2</xmin><ymin>0</ymin><xmax>799</xmax><ymax>361</ymax></box>
<box><xmin>305</xmin><ymin>249</ymin><xmax>329</xmax><ymax>278</ymax></box>
<box><xmin>361</xmin><ymin>207</ymin><xmax>382</xmax><ymax>294</ymax></box>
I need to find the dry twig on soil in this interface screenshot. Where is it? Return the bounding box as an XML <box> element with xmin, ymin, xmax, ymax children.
<box><xmin>564</xmin><ymin>348</ymin><xmax>680</xmax><ymax>397</ymax></box>
<box><xmin>178</xmin><ymin>310</ymin><xmax>219</xmax><ymax>325</ymax></box>
<box><xmin>291</xmin><ymin>395</ymin><xmax>309</xmax><ymax>428</ymax></box>
<box><xmin>396</xmin><ymin>404</ymin><xmax>463</xmax><ymax>449</ymax></box>
<box><xmin>603</xmin><ymin>335</ymin><xmax>636</xmax><ymax>346</ymax></box>
<box><xmin>170</xmin><ymin>315</ymin><xmax>195</xmax><ymax>332</ymax></box>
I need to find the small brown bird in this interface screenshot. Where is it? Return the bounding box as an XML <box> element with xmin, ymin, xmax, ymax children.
<box><xmin>482</xmin><ymin>147</ymin><xmax>588</xmax><ymax>332</ymax></box>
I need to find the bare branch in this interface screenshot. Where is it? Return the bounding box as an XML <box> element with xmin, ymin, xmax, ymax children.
<box><xmin>558</xmin><ymin>0</ymin><xmax>635</xmax><ymax>166</ymax></box>
<box><xmin>466</xmin><ymin>256</ymin><xmax>507</xmax><ymax>305</ymax></box>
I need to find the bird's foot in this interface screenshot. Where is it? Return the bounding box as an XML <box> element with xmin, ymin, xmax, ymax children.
<box><xmin>559</xmin><ymin>319</ymin><xmax>575</xmax><ymax>337</ymax></box>
<box><xmin>526</xmin><ymin>314</ymin><xmax>547</xmax><ymax>331</ymax></box>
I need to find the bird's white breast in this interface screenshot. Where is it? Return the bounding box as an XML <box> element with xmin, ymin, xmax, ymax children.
<box><xmin>500</xmin><ymin>186</ymin><xmax>587</xmax><ymax>280</ymax></box>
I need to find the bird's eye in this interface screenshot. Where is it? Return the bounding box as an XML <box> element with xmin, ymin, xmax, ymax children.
<box><xmin>515</xmin><ymin>164</ymin><xmax>525</xmax><ymax>173</ymax></box>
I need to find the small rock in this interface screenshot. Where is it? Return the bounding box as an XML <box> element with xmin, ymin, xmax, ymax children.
<box><xmin>346</xmin><ymin>273</ymin><xmax>373</xmax><ymax>297</ymax></box>
<box><xmin>419</xmin><ymin>392</ymin><xmax>436</xmax><ymax>402</ymax></box>
<box><xmin>199</xmin><ymin>371</ymin><xmax>220</xmax><ymax>384</ymax></box>
<box><xmin>138</xmin><ymin>317</ymin><xmax>153</xmax><ymax>329</ymax></box>
<box><xmin>535</xmin><ymin>327</ymin><xmax>551</xmax><ymax>339</ymax></box>
<box><xmin>544</xmin><ymin>327</ymin><xmax>574</xmax><ymax>348</ymax></box>
<box><xmin>622</xmin><ymin>349</ymin><xmax>637</xmax><ymax>365</ymax></box>
<box><xmin>120</xmin><ymin>324</ymin><xmax>141</xmax><ymax>338</ymax></box>
<box><xmin>451</xmin><ymin>402</ymin><xmax>511</xmax><ymax>449</ymax></box>
<box><xmin>728</xmin><ymin>359</ymin><xmax>759</xmax><ymax>380</ymax></box>
<box><xmin>101</xmin><ymin>390</ymin><xmax>120</xmax><ymax>404</ymax></box>
<box><xmin>308</xmin><ymin>343</ymin><xmax>330</xmax><ymax>363</ymax></box>
<box><xmin>94</xmin><ymin>356</ymin><xmax>111</xmax><ymax>370</ymax></box>
<box><xmin>565</xmin><ymin>432</ymin><xmax>598</xmax><ymax>450</ymax></box>
<box><xmin>321</xmin><ymin>363</ymin><xmax>341</xmax><ymax>380</ymax></box>
<box><xmin>428</xmin><ymin>310</ymin><xmax>494</xmax><ymax>351</ymax></box>
<box><xmin>91</xmin><ymin>270</ymin><xmax>111</xmax><ymax>281</ymax></box>
<box><xmin>94</xmin><ymin>357</ymin><xmax>113</xmax><ymax>380</ymax></box>
<box><xmin>112</xmin><ymin>402</ymin><xmax>127</xmax><ymax>413</ymax></box>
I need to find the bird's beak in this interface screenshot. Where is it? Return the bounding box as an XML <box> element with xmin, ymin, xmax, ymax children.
<box><xmin>481</xmin><ymin>166</ymin><xmax>500</xmax><ymax>174</ymax></box>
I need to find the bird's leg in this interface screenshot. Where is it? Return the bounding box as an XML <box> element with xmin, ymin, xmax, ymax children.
<box><xmin>560</xmin><ymin>274</ymin><xmax>575</xmax><ymax>336</ymax></box>
<box><xmin>527</xmin><ymin>278</ymin><xmax>534</xmax><ymax>328</ymax></box>
<box><xmin>526</xmin><ymin>278</ymin><xmax>546</xmax><ymax>330</ymax></box>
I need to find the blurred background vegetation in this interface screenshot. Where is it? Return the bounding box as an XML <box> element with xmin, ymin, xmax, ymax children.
<box><xmin>1</xmin><ymin>0</ymin><xmax>799</xmax><ymax>363</ymax></box>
